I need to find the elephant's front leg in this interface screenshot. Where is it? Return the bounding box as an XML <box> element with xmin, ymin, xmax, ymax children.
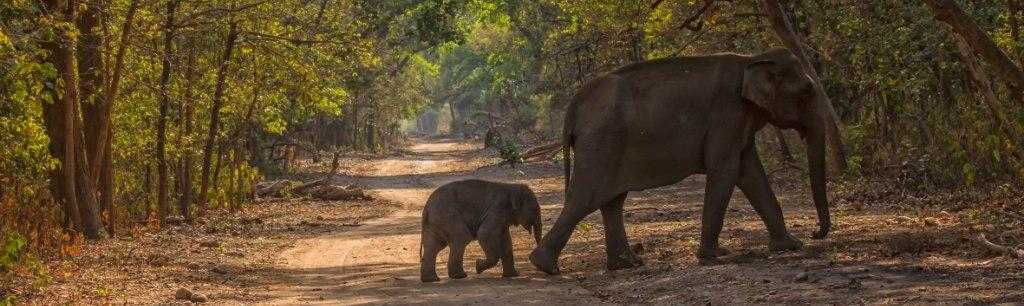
<box><xmin>699</xmin><ymin>160</ymin><xmax>741</xmax><ymax>262</ymax></box>
<box><xmin>475</xmin><ymin>220</ymin><xmax>507</xmax><ymax>275</ymax></box>
<box><xmin>601</xmin><ymin>193</ymin><xmax>643</xmax><ymax>270</ymax></box>
<box><xmin>498</xmin><ymin>229</ymin><xmax>519</xmax><ymax>277</ymax></box>
<box><xmin>737</xmin><ymin>147</ymin><xmax>803</xmax><ymax>252</ymax></box>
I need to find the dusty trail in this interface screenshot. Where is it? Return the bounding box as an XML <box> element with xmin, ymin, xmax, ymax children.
<box><xmin>268</xmin><ymin>139</ymin><xmax>601</xmax><ymax>305</ymax></box>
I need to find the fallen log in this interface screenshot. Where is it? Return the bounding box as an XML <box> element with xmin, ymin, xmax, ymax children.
<box><xmin>974</xmin><ymin>233</ymin><xmax>1024</xmax><ymax>258</ymax></box>
<box><xmin>254</xmin><ymin>180</ymin><xmax>295</xmax><ymax>197</ymax></box>
<box><xmin>306</xmin><ymin>184</ymin><xmax>372</xmax><ymax>201</ymax></box>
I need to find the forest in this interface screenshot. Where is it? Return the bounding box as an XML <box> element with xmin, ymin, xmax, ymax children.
<box><xmin>2</xmin><ymin>0</ymin><xmax>1024</xmax><ymax>304</ymax></box>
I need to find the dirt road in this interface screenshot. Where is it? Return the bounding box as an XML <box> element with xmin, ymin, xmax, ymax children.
<box><xmin>269</xmin><ymin>139</ymin><xmax>602</xmax><ymax>305</ymax></box>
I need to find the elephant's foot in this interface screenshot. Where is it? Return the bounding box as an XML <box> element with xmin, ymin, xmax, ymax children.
<box><xmin>696</xmin><ymin>246</ymin><xmax>730</xmax><ymax>264</ymax></box>
<box><xmin>768</xmin><ymin>235</ymin><xmax>804</xmax><ymax>252</ymax></box>
<box><xmin>421</xmin><ymin>274</ymin><xmax>440</xmax><ymax>283</ymax></box>
<box><xmin>501</xmin><ymin>269</ymin><xmax>520</xmax><ymax>278</ymax></box>
<box><xmin>449</xmin><ymin>271</ymin><xmax>468</xmax><ymax>280</ymax></box>
<box><xmin>607</xmin><ymin>250</ymin><xmax>644</xmax><ymax>271</ymax></box>
<box><xmin>529</xmin><ymin>247</ymin><xmax>560</xmax><ymax>275</ymax></box>
<box><xmin>475</xmin><ymin>258</ymin><xmax>499</xmax><ymax>274</ymax></box>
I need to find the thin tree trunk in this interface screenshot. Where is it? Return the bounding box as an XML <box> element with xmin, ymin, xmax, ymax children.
<box><xmin>93</xmin><ymin>0</ymin><xmax>138</xmax><ymax>235</ymax></box>
<box><xmin>177</xmin><ymin>49</ymin><xmax>197</xmax><ymax>220</ymax></box>
<box><xmin>924</xmin><ymin>0</ymin><xmax>1024</xmax><ymax>98</ymax></box>
<box><xmin>100</xmin><ymin>124</ymin><xmax>114</xmax><ymax>235</ymax></box>
<box><xmin>772</xmin><ymin>127</ymin><xmax>795</xmax><ymax>162</ymax></box>
<box><xmin>71</xmin><ymin>114</ymin><xmax>105</xmax><ymax>238</ymax></box>
<box><xmin>1010</xmin><ymin>0</ymin><xmax>1021</xmax><ymax>63</ymax></box>
<box><xmin>759</xmin><ymin>0</ymin><xmax>847</xmax><ymax>171</ymax></box>
<box><xmin>954</xmin><ymin>34</ymin><xmax>1024</xmax><ymax>164</ymax></box>
<box><xmin>931</xmin><ymin>58</ymin><xmax>956</xmax><ymax>109</ymax></box>
<box><xmin>155</xmin><ymin>0</ymin><xmax>179</xmax><ymax>221</ymax></box>
<box><xmin>199</xmin><ymin>21</ymin><xmax>239</xmax><ymax>215</ymax></box>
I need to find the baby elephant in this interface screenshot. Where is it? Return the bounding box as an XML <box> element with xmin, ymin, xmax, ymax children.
<box><xmin>420</xmin><ymin>179</ymin><xmax>542</xmax><ymax>282</ymax></box>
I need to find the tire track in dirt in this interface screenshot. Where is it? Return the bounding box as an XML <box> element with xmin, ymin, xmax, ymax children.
<box><xmin>265</xmin><ymin>139</ymin><xmax>603</xmax><ymax>305</ymax></box>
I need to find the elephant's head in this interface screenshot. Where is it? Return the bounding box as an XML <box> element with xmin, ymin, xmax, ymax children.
<box><xmin>510</xmin><ymin>184</ymin><xmax>543</xmax><ymax>245</ymax></box>
<box><xmin>742</xmin><ymin>48</ymin><xmax>845</xmax><ymax>239</ymax></box>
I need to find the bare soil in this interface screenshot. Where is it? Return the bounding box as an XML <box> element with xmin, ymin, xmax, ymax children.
<box><xmin>9</xmin><ymin>137</ymin><xmax>1024</xmax><ymax>304</ymax></box>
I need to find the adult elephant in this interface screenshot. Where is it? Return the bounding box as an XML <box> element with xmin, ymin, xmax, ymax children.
<box><xmin>530</xmin><ymin>48</ymin><xmax>845</xmax><ymax>274</ymax></box>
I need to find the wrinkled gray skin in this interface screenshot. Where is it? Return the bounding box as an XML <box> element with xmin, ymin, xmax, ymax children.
<box><xmin>529</xmin><ymin>48</ymin><xmax>845</xmax><ymax>274</ymax></box>
<box><xmin>420</xmin><ymin>179</ymin><xmax>543</xmax><ymax>282</ymax></box>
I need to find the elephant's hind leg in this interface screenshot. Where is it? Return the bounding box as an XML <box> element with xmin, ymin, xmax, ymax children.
<box><xmin>420</xmin><ymin>231</ymin><xmax>446</xmax><ymax>282</ymax></box>
<box><xmin>601</xmin><ymin>193</ymin><xmax>644</xmax><ymax>270</ymax></box>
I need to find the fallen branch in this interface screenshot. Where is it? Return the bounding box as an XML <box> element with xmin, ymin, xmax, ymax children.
<box><xmin>974</xmin><ymin>233</ymin><xmax>1024</xmax><ymax>258</ymax></box>
<box><xmin>521</xmin><ymin>141</ymin><xmax>563</xmax><ymax>160</ymax></box>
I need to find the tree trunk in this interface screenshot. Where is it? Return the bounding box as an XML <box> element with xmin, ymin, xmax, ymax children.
<box><xmin>1010</xmin><ymin>0</ymin><xmax>1021</xmax><ymax>63</ymax></box>
<box><xmin>39</xmin><ymin>0</ymin><xmax>82</xmax><ymax>232</ymax></box>
<box><xmin>759</xmin><ymin>0</ymin><xmax>847</xmax><ymax>172</ymax></box>
<box><xmin>199</xmin><ymin>22</ymin><xmax>239</xmax><ymax>214</ymax></box>
<box><xmin>953</xmin><ymin>34</ymin><xmax>1024</xmax><ymax>164</ymax></box>
<box><xmin>931</xmin><ymin>57</ymin><xmax>956</xmax><ymax>109</ymax></box>
<box><xmin>924</xmin><ymin>0</ymin><xmax>1024</xmax><ymax>99</ymax></box>
<box><xmin>77</xmin><ymin>0</ymin><xmax>106</xmax><ymax>177</ymax></box>
<box><xmin>155</xmin><ymin>0</ymin><xmax>179</xmax><ymax>221</ymax></box>
<box><xmin>177</xmin><ymin>49</ymin><xmax>197</xmax><ymax>220</ymax></box>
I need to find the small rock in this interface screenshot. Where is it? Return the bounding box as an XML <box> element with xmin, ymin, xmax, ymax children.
<box><xmin>175</xmin><ymin>288</ymin><xmax>208</xmax><ymax>302</ymax></box>
<box><xmin>146</xmin><ymin>254</ymin><xmax>172</xmax><ymax>267</ymax></box>
<box><xmin>631</xmin><ymin>242</ymin><xmax>645</xmax><ymax>254</ymax></box>
<box><xmin>225</xmin><ymin>251</ymin><xmax>245</xmax><ymax>257</ymax></box>
<box><xmin>175</xmin><ymin>288</ymin><xmax>193</xmax><ymax>300</ymax></box>
<box><xmin>847</xmin><ymin>278</ymin><xmax>863</xmax><ymax>290</ymax></box>
<box><xmin>211</xmin><ymin>265</ymin><xmax>231</xmax><ymax>274</ymax></box>
<box><xmin>199</xmin><ymin>240</ymin><xmax>222</xmax><ymax>248</ymax></box>
<box><xmin>923</xmin><ymin>217</ymin><xmax>939</xmax><ymax>226</ymax></box>
<box><xmin>822</xmin><ymin>275</ymin><xmax>854</xmax><ymax>288</ymax></box>
<box><xmin>795</xmin><ymin>272</ymin><xmax>810</xmax><ymax>282</ymax></box>
<box><xmin>892</xmin><ymin>216</ymin><xmax>915</xmax><ymax>224</ymax></box>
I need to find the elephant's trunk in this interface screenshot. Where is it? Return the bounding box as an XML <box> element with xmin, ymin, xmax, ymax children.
<box><xmin>532</xmin><ymin>221</ymin><xmax>543</xmax><ymax>246</ymax></box>
<box><xmin>806</xmin><ymin>124</ymin><xmax>830</xmax><ymax>239</ymax></box>
<box><xmin>802</xmin><ymin>88</ymin><xmax>839</xmax><ymax>239</ymax></box>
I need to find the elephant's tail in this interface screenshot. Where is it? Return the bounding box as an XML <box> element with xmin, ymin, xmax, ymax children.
<box><xmin>419</xmin><ymin>208</ymin><xmax>427</xmax><ymax>261</ymax></box>
<box><xmin>562</xmin><ymin>136</ymin><xmax>572</xmax><ymax>194</ymax></box>
<box><xmin>562</xmin><ymin>91</ymin><xmax>578</xmax><ymax>198</ymax></box>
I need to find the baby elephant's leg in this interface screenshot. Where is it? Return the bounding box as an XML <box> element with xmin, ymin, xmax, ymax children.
<box><xmin>477</xmin><ymin>227</ymin><xmax>518</xmax><ymax>277</ymax></box>
<box><xmin>499</xmin><ymin>229</ymin><xmax>518</xmax><ymax>277</ymax></box>
<box><xmin>447</xmin><ymin>238</ymin><xmax>470</xmax><ymax>279</ymax></box>
<box><xmin>420</xmin><ymin>231</ymin><xmax>446</xmax><ymax>283</ymax></box>
<box><xmin>475</xmin><ymin>222</ymin><xmax>507</xmax><ymax>274</ymax></box>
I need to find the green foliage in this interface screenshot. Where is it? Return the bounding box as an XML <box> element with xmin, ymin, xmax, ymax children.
<box><xmin>0</xmin><ymin>232</ymin><xmax>26</xmax><ymax>272</ymax></box>
<box><xmin>497</xmin><ymin>137</ymin><xmax>523</xmax><ymax>167</ymax></box>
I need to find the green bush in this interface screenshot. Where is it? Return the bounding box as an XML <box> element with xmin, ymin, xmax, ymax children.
<box><xmin>0</xmin><ymin>232</ymin><xmax>25</xmax><ymax>272</ymax></box>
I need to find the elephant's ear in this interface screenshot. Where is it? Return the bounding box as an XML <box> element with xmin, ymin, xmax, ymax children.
<box><xmin>742</xmin><ymin>60</ymin><xmax>777</xmax><ymax>111</ymax></box>
<box><xmin>508</xmin><ymin>189</ymin><xmax>522</xmax><ymax>216</ymax></box>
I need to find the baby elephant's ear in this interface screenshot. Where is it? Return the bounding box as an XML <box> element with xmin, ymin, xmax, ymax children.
<box><xmin>509</xmin><ymin>189</ymin><xmax>522</xmax><ymax>213</ymax></box>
